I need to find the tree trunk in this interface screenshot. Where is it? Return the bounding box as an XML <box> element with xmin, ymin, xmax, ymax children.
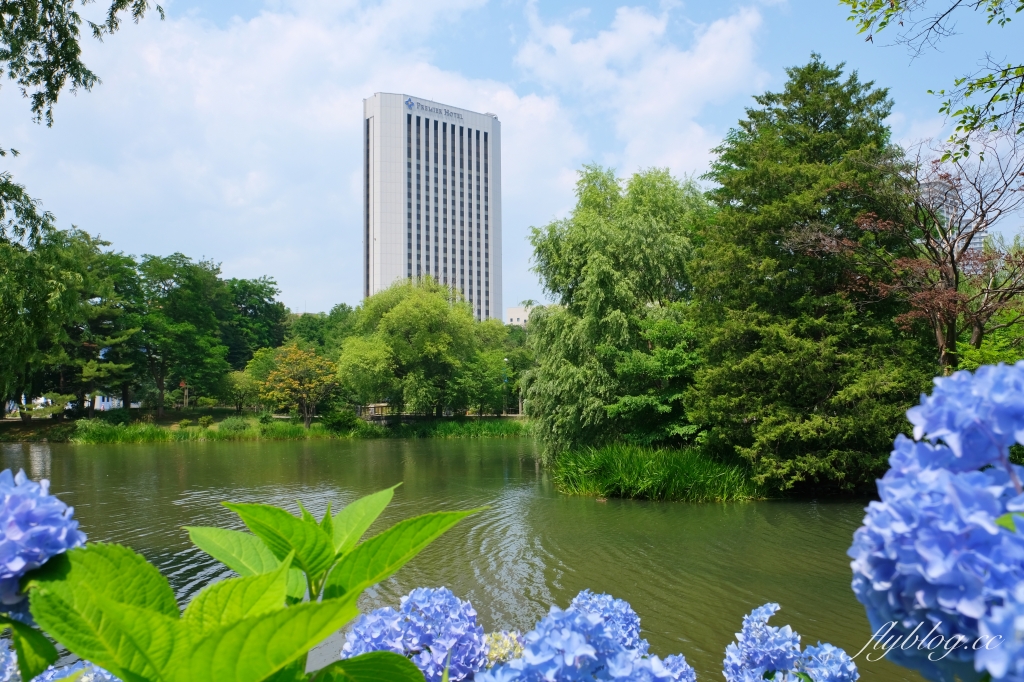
<box><xmin>302</xmin><ymin>399</ymin><xmax>312</xmax><ymax>429</ymax></box>
<box><xmin>88</xmin><ymin>385</ymin><xmax>96</xmax><ymax>419</ymax></box>
<box><xmin>121</xmin><ymin>382</ymin><xmax>132</xmax><ymax>412</ymax></box>
<box><xmin>156</xmin><ymin>379</ymin><xmax>165</xmax><ymax>418</ymax></box>
<box><xmin>970</xmin><ymin>323</ymin><xmax>985</xmax><ymax>349</ymax></box>
<box><xmin>435</xmin><ymin>404</ymin><xmax>443</xmax><ymax>418</ymax></box>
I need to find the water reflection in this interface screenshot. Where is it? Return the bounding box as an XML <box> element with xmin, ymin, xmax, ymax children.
<box><xmin>0</xmin><ymin>439</ymin><xmax>919</xmax><ymax>681</ymax></box>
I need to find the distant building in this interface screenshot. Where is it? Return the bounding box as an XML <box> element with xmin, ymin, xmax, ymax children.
<box><xmin>362</xmin><ymin>93</ymin><xmax>502</xmax><ymax>320</ymax></box>
<box><xmin>506</xmin><ymin>306</ymin><xmax>532</xmax><ymax>327</ymax></box>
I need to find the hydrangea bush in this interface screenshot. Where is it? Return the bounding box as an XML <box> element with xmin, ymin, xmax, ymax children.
<box><xmin>848</xmin><ymin>363</ymin><xmax>1024</xmax><ymax>682</ymax></box>
<box><xmin>349</xmin><ymin>587</ymin><xmax>698</xmax><ymax>682</ymax></box>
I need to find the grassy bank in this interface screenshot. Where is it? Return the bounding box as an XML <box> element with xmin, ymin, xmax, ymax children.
<box><xmin>554</xmin><ymin>444</ymin><xmax>764</xmax><ymax>502</ymax></box>
<box><xmin>22</xmin><ymin>415</ymin><xmax>533</xmax><ymax>444</ymax></box>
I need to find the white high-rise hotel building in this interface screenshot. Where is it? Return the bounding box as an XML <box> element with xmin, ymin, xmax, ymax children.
<box><xmin>363</xmin><ymin>93</ymin><xmax>502</xmax><ymax>320</ymax></box>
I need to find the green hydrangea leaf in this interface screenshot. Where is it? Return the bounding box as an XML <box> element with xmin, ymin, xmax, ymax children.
<box><xmin>332</xmin><ymin>485</ymin><xmax>400</xmax><ymax>556</ymax></box>
<box><xmin>297</xmin><ymin>501</ymin><xmax>318</xmax><ymax>525</ymax></box>
<box><xmin>30</xmin><ymin>588</ymin><xmax>182</xmax><ymax>682</ymax></box>
<box><xmin>322</xmin><ymin>509</ymin><xmax>479</xmax><ymax>600</ymax></box>
<box><xmin>182</xmin><ymin>551</ymin><xmax>293</xmax><ymax>636</ymax></box>
<box><xmin>319</xmin><ymin>502</ymin><xmax>334</xmax><ymax>540</ymax></box>
<box><xmin>186</xmin><ymin>526</ymin><xmax>279</xmax><ymax>574</ymax></box>
<box><xmin>0</xmin><ymin>616</ymin><xmax>59</xmax><ymax>681</ymax></box>
<box><xmin>25</xmin><ymin>544</ymin><xmax>178</xmax><ymax>617</ymax></box>
<box><xmin>172</xmin><ymin>592</ymin><xmax>361</xmax><ymax>682</ymax></box>
<box><xmin>223</xmin><ymin>503</ymin><xmax>336</xmax><ymax>581</ymax></box>
<box><xmin>996</xmin><ymin>512</ymin><xmax>1023</xmax><ymax>532</ymax></box>
<box><xmin>263</xmin><ymin>656</ymin><xmax>308</xmax><ymax>682</ymax></box>
<box><xmin>187</xmin><ymin>526</ymin><xmax>307</xmax><ymax>601</ymax></box>
<box><xmin>311</xmin><ymin>651</ymin><xmax>425</xmax><ymax>681</ymax></box>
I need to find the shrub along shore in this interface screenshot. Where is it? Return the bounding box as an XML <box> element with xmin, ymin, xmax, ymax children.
<box><xmin>0</xmin><ymin>414</ymin><xmax>533</xmax><ymax>444</ymax></box>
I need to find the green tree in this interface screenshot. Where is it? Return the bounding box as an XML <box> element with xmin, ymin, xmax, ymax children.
<box><xmin>686</xmin><ymin>55</ymin><xmax>934</xmax><ymax>491</ymax></box>
<box><xmin>260</xmin><ymin>344</ymin><xmax>337</xmax><ymax>428</ymax></box>
<box><xmin>222</xmin><ymin>370</ymin><xmax>257</xmax><ymax>413</ymax></box>
<box><xmin>335</xmin><ymin>280</ymin><xmax>506</xmax><ymax>416</ymax></box>
<box><xmin>137</xmin><ymin>254</ymin><xmax>230</xmax><ymax>416</ymax></box>
<box><xmin>336</xmin><ymin>336</ymin><xmax>396</xmax><ymax>408</ymax></box>
<box><xmin>525</xmin><ymin>167</ymin><xmax>709</xmax><ymax>454</ymax></box>
<box><xmin>287</xmin><ymin>303</ymin><xmax>356</xmax><ymax>356</ymax></box>
<box><xmin>222</xmin><ymin>277</ymin><xmax>287</xmax><ymax>369</ymax></box>
<box><xmin>0</xmin><ymin>226</ymin><xmax>83</xmax><ymax>408</ymax></box>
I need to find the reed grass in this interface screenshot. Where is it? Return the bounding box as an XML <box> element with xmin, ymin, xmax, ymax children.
<box><xmin>554</xmin><ymin>444</ymin><xmax>764</xmax><ymax>502</ymax></box>
<box><xmin>385</xmin><ymin>418</ymin><xmax>531</xmax><ymax>439</ymax></box>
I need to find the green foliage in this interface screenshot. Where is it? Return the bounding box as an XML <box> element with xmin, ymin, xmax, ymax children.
<box><xmin>310</xmin><ymin>651</ymin><xmax>426</xmax><ymax>682</ymax></box>
<box><xmin>26</xmin><ymin>488</ymin><xmax>476</xmax><ymax>681</ymax></box>
<box><xmin>0</xmin><ymin>614</ymin><xmax>59</xmax><ymax>680</ymax></box>
<box><xmin>198</xmin><ymin>415</ymin><xmax>214</xmax><ymax>428</ymax></box>
<box><xmin>219</xmin><ymin>416</ymin><xmax>252</xmax><ymax>433</ymax></box>
<box><xmin>687</xmin><ymin>55</ymin><xmax>934</xmax><ymax>491</ymax></box>
<box><xmin>337</xmin><ymin>279</ymin><xmax>518</xmax><ymax>416</ymax></box>
<box><xmin>224</xmin><ymin>277</ymin><xmax>288</xmax><ymax>370</ymax></box>
<box><xmin>320</xmin><ymin>409</ymin><xmax>359</xmax><ymax>433</ymax></box>
<box><xmin>554</xmin><ymin>444</ymin><xmax>764</xmax><ymax>502</ymax></box>
<box><xmin>287</xmin><ymin>303</ymin><xmax>356</xmax><ymax>356</ymax></box>
<box><xmin>259</xmin><ymin>344</ymin><xmax>337</xmax><ymax>428</ymax></box>
<box><xmin>526</xmin><ymin>166</ymin><xmax>710</xmax><ymax>454</ymax></box>
<box><xmin>178</xmin><ymin>419</ymin><xmax>193</xmax><ymax>429</ymax></box>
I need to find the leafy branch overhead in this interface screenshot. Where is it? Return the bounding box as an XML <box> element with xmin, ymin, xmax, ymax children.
<box><xmin>0</xmin><ymin>0</ymin><xmax>162</xmax><ymax>125</ymax></box>
<box><xmin>841</xmin><ymin>0</ymin><xmax>1024</xmax><ymax>155</ymax></box>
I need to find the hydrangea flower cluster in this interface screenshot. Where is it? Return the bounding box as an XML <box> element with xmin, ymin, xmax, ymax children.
<box><xmin>477</xmin><ymin>589</ymin><xmax>695</xmax><ymax>682</ymax></box>
<box><xmin>341</xmin><ymin>586</ymin><xmax>488</xmax><ymax>682</ymax></box>
<box><xmin>723</xmin><ymin>603</ymin><xmax>802</xmax><ymax>682</ymax></box>
<box><xmin>0</xmin><ymin>469</ymin><xmax>86</xmax><ymax>615</ymax></box>
<box><xmin>568</xmin><ymin>590</ymin><xmax>648</xmax><ymax>655</ymax></box>
<box><xmin>848</xmin><ymin>363</ymin><xmax>1024</xmax><ymax>682</ymax></box>
<box><xmin>722</xmin><ymin>603</ymin><xmax>857</xmax><ymax>682</ymax></box>
<box><xmin>799</xmin><ymin>643</ymin><xmax>860</xmax><ymax>682</ymax></box>
<box><xmin>0</xmin><ymin>640</ymin><xmax>120</xmax><ymax>682</ymax></box>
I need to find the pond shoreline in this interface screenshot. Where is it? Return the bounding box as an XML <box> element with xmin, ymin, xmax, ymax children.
<box><xmin>0</xmin><ymin>415</ymin><xmax>533</xmax><ymax>444</ymax></box>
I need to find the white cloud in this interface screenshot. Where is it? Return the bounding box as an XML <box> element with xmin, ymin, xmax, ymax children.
<box><xmin>0</xmin><ymin>0</ymin><xmax>771</xmax><ymax>312</ymax></box>
<box><xmin>0</xmin><ymin>0</ymin><xmax>585</xmax><ymax>312</ymax></box>
<box><xmin>516</xmin><ymin>2</ymin><xmax>768</xmax><ymax>173</ymax></box>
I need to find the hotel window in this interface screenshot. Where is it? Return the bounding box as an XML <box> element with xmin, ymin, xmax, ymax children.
<box><xmin>416</xmin><ymin>116</ymin><xmax>421</xmax><ymax>277</ymax></box>
<box><xmin>406</xmin><ymin>114</ymin><xmax>412</xmax><ymax>277</ymax></box>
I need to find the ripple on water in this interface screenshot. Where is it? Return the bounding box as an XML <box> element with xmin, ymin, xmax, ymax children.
<box><xmin>0</xmin><ymin>440</ymin><xmax>917</xmax><ymax>681</ymax></box>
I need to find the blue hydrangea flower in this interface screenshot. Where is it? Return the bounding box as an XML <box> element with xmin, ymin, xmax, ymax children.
<box><xmin>906</xmin><ymin>363</ymin><xmax>1024</xmax><ymax>474</ymax></box>
<box><xmin>723</xmin><ymin>603</ymin><xmax>802</xmax><ymax>682</ymax></box>
<box><xmin>662</xmin><ymin>654</ymin><xmax>697</xmax><ymax>682</ymax></box>
<box><xmin>34</xmin><ymin>660</ymin><xmax>121</xmax><ymax>682</ymax></box>
<box><xmin>477</xmin><ymin>606</ymin><xmax>693</xmax><ymax>682</ymax></box>
<box><xmin>341</xmin><ymin>587</ymin><xmax>487</xmax><ymax>682</ymax></box>
<box><xmin>798</xmin><ymin>643</ymin><xmax>859</xmax><ymax>682</ymax></box>
<box><xmin>0</xmin><ymin>469</ymin><xmax>86</xmax><ymax>614</ymax></box>
<box><xmin>569</xmin><ymin>590</ymin><xmax>648</xmax><ymax>654</ymax></box>
<box><xmin>0</xmin><ymin>642</ymin><xmax>120</xmax><ymax>682</ymax></box>
<box><xmin>0</xmin><ymin>640</ymin><xmax>17</xmax><ymax>682</ymax></box>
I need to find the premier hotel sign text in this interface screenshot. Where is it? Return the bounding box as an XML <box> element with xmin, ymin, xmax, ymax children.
<box><xmin>406</xmin><ymin>98</ymin><xmax>465</xmax><ymax>120</ymax></box>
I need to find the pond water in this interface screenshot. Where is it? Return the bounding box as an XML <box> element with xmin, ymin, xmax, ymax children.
<box><xmin>0</xmin><ymin>439</ymin><xmax>919</xmax><ymax>681</ymax></box>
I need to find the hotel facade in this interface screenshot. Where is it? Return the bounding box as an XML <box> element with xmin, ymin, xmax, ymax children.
<box><xmin>363</xmin><ymin>93</ymin><xmax>502</xmax><ymax>320</ymax></box>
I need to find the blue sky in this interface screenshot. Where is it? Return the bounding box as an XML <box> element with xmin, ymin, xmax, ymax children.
<box><xmin>1</xmin><ymin>0</ymin><xmax>1018</xmax><ymax>313</ymax></box>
